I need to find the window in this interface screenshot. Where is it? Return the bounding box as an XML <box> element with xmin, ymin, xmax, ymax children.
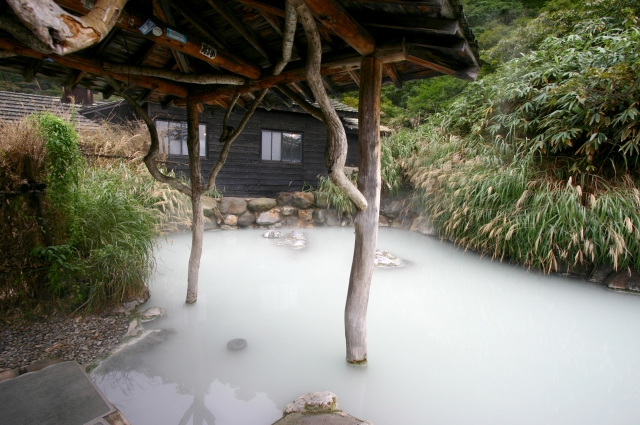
<box><xmin>261</xmin><ymin>130</ymin><xmax>302</xmax><ymax>162</ymax></box>
<box><xmin>156</xmin><ymin>120</ymin><xmax>207</xmax><ymax>157</ymax></box>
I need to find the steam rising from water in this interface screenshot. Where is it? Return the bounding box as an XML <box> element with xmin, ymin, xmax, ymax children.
<box><xmin>93</xmin><ymin>228</ymin><xmax>640</xmax><ymax>425</ymax></box>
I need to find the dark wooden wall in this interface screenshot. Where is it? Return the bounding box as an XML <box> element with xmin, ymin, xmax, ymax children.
<box><xmin>147</xmin><ymin>103</ymin><xmax>359</xmax><ymax>197</ymax></box>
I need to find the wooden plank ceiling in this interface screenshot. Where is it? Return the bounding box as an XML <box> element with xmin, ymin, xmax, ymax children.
<box><xmin>0</xmin><ymin>0</ymin><xmax>479</xmax><ymax>111</ymax></box>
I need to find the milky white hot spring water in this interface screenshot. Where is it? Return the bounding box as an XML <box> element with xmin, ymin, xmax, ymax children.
<box><xmin>92</xmin><ymin>227</ymin><xmax>640</xmax><ymax>425</ymax></box>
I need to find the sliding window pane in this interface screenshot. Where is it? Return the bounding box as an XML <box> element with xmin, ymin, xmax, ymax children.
<box><xmin>262</xmin><ymin>130</ymin><xmax>272</xmax><ymax>160</ymax></box>
<box><xmin>271</xmin><ymin>131</ymin><xmax>282</xmax><ymax>161</ymax></box>
<box><xmin>199</xmin><ymin>124</ymin><xmax>207</xmax><ymax>157</ymax></box>
<box><xmin>282</xmin><ymin>132</ymin><xmax>302</xmax><ymax>162</ymax></box>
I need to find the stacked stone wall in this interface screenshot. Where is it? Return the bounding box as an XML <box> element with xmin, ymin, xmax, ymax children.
<box><xmin>201</xmin><ymin>192</ymin><xmax>435</xmax><ymax>236</ymax></box>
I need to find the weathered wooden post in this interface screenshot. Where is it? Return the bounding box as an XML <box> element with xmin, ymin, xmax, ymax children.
<box><xmin>345</xmin><ymin>56</ymin><xmax>382</xmax><ymax>364</ymax></box>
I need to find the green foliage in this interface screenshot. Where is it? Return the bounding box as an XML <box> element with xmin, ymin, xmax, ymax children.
<box><xmin>35</xmin><ymin>113</ymin><xmax>82</xmax><ymax>208</ymax></box>
<box><xmin>0</xmin><ymin>72</ymin><xmax>62</xmax><ymax>96</ymax></box>
<box><xmin>0</xmin><ymin>114</ymin><xmax>159</xmax><ymax>309</ymax></box>
<box><xmin>67</xmin><ymin>165</ymin><xmax>156</xmax><ymax>308</ymax></box>
<box><xmin>314</xmin><ymin>174</ymin><xmax>359</xmax><ymax>219</ymax></box>
<box><xmin>384</xmin><ymin>1</ymin><xmax>640</xmax><ymax>273</ymax></box>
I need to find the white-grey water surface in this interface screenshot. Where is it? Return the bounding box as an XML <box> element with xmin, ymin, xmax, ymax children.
<box><xmin>92</xmin><ymin>227</ymin><xmax>640</xmax><ymax>425</ymax></box>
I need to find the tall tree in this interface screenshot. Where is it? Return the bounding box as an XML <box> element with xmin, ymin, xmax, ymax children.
<box><xmin>104</xmin><ymin>0</ymin><xmax>298</xmax><ymax>303</ymax></box>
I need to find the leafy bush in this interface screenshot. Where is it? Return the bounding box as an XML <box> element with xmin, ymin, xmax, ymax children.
<box><xmin>0</xmin><ymin>115</ymin><xmax>166</xmax><ymax>311</ymax></box>
<box><xmin>387</xmin><ymin>1</ymin><xmax>640</xmax><ymax>273</ymax></box>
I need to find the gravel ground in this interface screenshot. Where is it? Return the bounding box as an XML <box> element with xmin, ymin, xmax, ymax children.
<box><xmin>0</xmin><ymin>313</ymin><xmax>130</xmax><ymax>371</ymax></box>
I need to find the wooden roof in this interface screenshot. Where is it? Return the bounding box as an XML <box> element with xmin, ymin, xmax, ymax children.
<box><xmin>0</xmin><ymin>0</ymin><xmax>479</xmax><ymax>111</ymax></box>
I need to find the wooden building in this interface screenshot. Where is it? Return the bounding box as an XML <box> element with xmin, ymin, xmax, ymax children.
<box><xmin>147</xmin><ymin>99</ymin><xmax>360</xmax><ymax>196</ymax></box>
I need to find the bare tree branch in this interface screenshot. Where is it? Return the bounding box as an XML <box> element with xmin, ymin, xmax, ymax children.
<box><xmin>204</xmin><ymin>0</ymin><xmax>297</xmax><ymax>192</ymax></box>
<box><xmin>6</xmin><ymin>0</ymin><xmax>128</xmax><ymax>55</ymax></box>
<box><xmin>272</xmin><ymin>0</ymin><xmax>297</xmax><ymax>76</ymax></box>
<box><xmin>103</xmin><ymin>75</ymin><xmax>192</xmax><ymax>197</ymax></box>
<box><xmin>291</xmin><ymin>0</ymin><xmax>367</xmax><ymax>211</ymax></box>
<box><xmin>103</xmin><ymin>63</ymin><xmax>245</xmax><ymax>85</ymax></box>
<box><xmin>204</xmin><ymin>88</ymin><xmax>268</xmax><ymax>191</ymax></box>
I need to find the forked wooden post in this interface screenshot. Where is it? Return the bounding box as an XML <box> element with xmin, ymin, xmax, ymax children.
<box><xmin>345</xmin><ymin>55</ymin><xmax>382</xmax><ymax>364</ymax></box>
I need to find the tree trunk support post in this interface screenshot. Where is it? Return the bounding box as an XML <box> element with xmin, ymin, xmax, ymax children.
<box><xmin>186</xmin><ymin>101</ymin><xmax>203</xmax><ymax>304</ymax></box>
<box><xmin>345</xmin><ymin>55</ymin><xmax>382</xmax><ymax>365</ymax></box>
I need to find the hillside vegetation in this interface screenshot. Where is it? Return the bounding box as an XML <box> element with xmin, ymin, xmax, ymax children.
<box><xmin>383</xmin><ymin>0</ymin><xmax>640</xmax><ymax>272</ymax></box>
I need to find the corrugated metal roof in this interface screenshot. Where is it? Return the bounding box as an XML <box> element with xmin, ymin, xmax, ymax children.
<box><xmin>0</xmin><ymin>91</ymin><xmax>98</xmax><ymax>127</ymax></box>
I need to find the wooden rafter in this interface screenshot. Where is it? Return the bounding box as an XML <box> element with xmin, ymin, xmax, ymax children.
<box><xmin>302</xmin><ymin>0</ymin><xmax>376</xmax><ymax>56</ymax></box>
<box><xmin>167</xmin><ymin>0</ymin><xmax>231</xmax><ymax>50</ymax></box>
<box><xmin>204</xmin><ymin>0</ymin><xmax>273</xmax><ymax>64</ymax></box>
<box><xmin>0</xmin><ymin>38</ymin><xmax>188</xmax><ymax>98</ymax></box>
<box><xmin>357</xmin><ymin>14</ymin><xmax>461</xmax><ymax>36</ymax></box>
<box><xmin>344</xmin><ymin>0</ymin><xmax>444</xmax><ymax>7</ymax></box>
<box><xmin>66</xmin><ymin>70</ymin><xmax>86</xmax><ymax>89</ymax></box>
<box><xmin>403</xmin><ymin>42</ymin><xmax>478</xmax><ymax>81</ymax></box>
<box><xmin>383</xmin><ymin>62</ymin><xmax>402</xmax><ymax>89</ymax></box>
<box><xmin>23</xmin><ymin>58</ymin><xmax>44</xmax><ymax>83</ymax></box>
<box><xmin>322</xmin><ymin>76</ymin><xmax>342</xmax><ymax>99</ymax></box>
<box><xmin>152</xmin><ymin>0</ymin><xmax>190</xmax><ymax>73</ymax></box>
<box><xmin>289</xmin><ymin>82</ymin><xmax>314</xmax><ymax>102</ymax></box>
<box><xmin>347</xmin><ymin>70</ymin><xmax>360</xmax><ymax>87</ymax></box>
<box><xmin>187</xmin><ymin>41</ymin><xmax>406</xmax><ymax>104</ymax></box>
<box><xmin>55</xmin><ymin>0</ymin><xmax>262</xmax><ymax>79</ymax></box>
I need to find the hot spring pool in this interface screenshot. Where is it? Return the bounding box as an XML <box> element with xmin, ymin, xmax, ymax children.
<box><xmin>92</xmin><ymin>227</ymin><xmax>640</xmax><ymax>425</ymax></box>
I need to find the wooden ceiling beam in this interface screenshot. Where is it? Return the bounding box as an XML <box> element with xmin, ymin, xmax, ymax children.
<box><xmin>54</xmin><ymin>0</ymin><xmax>261</xmax><ymax>79</ymax></box>
<box><xmin>343</xmin><ymin>0</ymin><xmax>444</xmax><ymax>7</ymax></box>
<box><xmin>268</xmin><ymin>87</ymin><xmax>292</xmax><ymax>107</ymax></box>
<box><xmin>290</xmin><ymin>82</ymin><xmax>314</xmax><ymax>102</ymax></box>
<box><xmin>23</xmin><ymin>58</ymin><xmax>44</xmax><ymax>83</ymax></box>
<box><xmin>302</xmin><ymin>0</ymin><xmax>376</xmax><ymax>56</ymax></box>
<box><xmin>153</xmin><ymin>0</ymin><xmax>191</xmax><ymax>73</ymax></box>
<box><xmin>204</xmin><ymin>0</ymin><xmax>273</xmax><ymax>64</ymax></box>
<box><xmin>187</xmin><ymin>41</ymin><xmax>408</xmax><ymax>103</ymax></box>
<box><xmin>167</xmin><ymin>0</ymin><xmax>230</xmax><ymax>50</ymax></box>
<box><xmin>322</xmin><ymin>76</ymin><xmax>342</xmax><ymax>99</ymax></box>
<box><xmin>347</xmin><ymin>70</ymin><xmax>360</xmax><ymax>87</ymax></box>
<box><xmin>403</xmin><ymin>43</ymin><xmax>478</xmax><ymax>81</ymax></box>
<box><xmin>134</xmin><ymin>41</ymin><xmax>159</xmax><ymax>66</ymax></box>
<box><xmin>383</xmin><ymin>62</ymin><xmax>402</xmax><ymax>89</ymax></box>
<box><xmin>235</xmin><ymin>0</ymin><xmax>287</xmax><ymax>17</ymax></box>
<box><xmin>66</xmin><ymin>70</ymin><xmax>86</xmax><ymax>89</ymax></box>
<box><xmin>357</xmin><ymin>14</ymin><xmax>461</xmax><ymax>36</ymax></box>
<box><xmin>0</xmin><ymin>38</ymin><xmax>189</xmax><ymax>98</ymax></box>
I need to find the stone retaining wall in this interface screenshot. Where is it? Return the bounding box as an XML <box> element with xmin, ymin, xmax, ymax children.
<box><xmin>202</xmin><ymin>192</ymin><xmax>435</xmax><ymax>236</ymax></box>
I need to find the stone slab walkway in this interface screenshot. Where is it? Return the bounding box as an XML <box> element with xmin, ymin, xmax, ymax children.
<box><xmin>0</xmin><ymin>361</ymin><xmax>117</xmax><ymax>425</ymax></box>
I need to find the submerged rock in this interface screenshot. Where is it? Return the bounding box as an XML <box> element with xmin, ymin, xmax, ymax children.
<box><xmin>140</xmin><ymin>307</ymin><xmax>164</xmax><ymax>322</ymax></box>
<box><xmin>263</xmin><ymin>230</ymin><xmax>283</xmax><ymax>239</ymax></box>
<box><xmin>374</xmin><ymin>250</ymin><xmax>402</xmax><ymax>268</ymax></box>
<box><xmin>277</xmin><ymin>231</ymin><xmax>307</xmax><ymax>250</ymax></box>
<box><xmin>227</xmin><ymin>338</ymin><xmax>247</xmax><ymax>350</ymax></box>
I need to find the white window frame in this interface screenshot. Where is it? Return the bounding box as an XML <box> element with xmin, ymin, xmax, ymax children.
<box><xmin>261</xmin><ymin>130</ymin><xmax>303</xmax><ymax>163</ymax></box>
<box><xmin>156</xmin><ymin>119</ymin><xmax>207</xmax><ymax>157</ymax></box>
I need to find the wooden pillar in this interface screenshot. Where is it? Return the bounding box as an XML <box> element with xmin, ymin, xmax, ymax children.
<box><xmin>345</xmin><ymin>55</ymin><xmax>382</xmax><ymax>364</ymax></box>
<box><xmin>186</xmin><ymin>101</ymin><xmax>203</xmax><ymax>303</ymax></box>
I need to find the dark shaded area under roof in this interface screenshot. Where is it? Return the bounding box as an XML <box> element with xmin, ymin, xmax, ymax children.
<box><xmin>0</xmin><ymin>0</ymin><xmax>479</xmax><ymax>113</ymax></box>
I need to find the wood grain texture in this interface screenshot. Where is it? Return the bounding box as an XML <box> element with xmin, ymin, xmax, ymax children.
<box><xmin>345</xmin><ymin>55</ymin><xmax>382</xmax><ymax>364</ymax></box>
